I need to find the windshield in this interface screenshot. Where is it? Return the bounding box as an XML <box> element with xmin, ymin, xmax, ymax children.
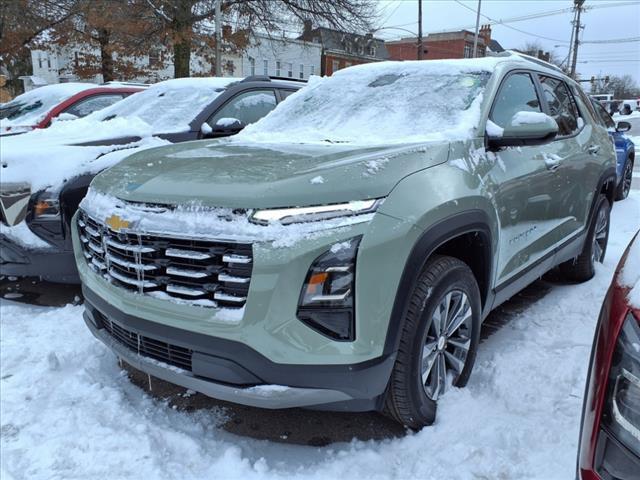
<box><xmin>237</xmin><ymin>60</ymin><xmax>492</xmax><ymax>145</ymax></box>
<box><xmin>93</xmin><ymin>78</ymin><xmax>240</xmax><ymax>134</ymax></box>
<box><xmin>0</xmin><ymin>83</ymin><xmax>95</xmax><ymax>126</ymax></box>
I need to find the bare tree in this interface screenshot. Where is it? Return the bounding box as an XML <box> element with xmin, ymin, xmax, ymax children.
<box><xmin>605</xmin><ymin>74</ymin><xmax>640</xmax><ymax>99</ymax></box>
<box><xmin>516</xmin><ymin>41</ymin><xmax>562</xmax><ymax>68</ymax></box>
<box><xmin>143</xmin><ymin>0</ymin><xmax>377</xmax><ymax>78</ymax></box>
<box><xmin>0</xmin><ymin>0</ymin><xmax>79</xmax><ymax>95</ymax></box>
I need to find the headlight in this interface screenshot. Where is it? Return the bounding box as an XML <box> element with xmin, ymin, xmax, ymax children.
<box><xmin>250</xmin><ymin>199</ymin><xmax>382</xmax><ymax>225</ymax></box>
<box><xmin>601</xmin><ymin>312</ymin><xmax>640</xmax><ymax>461</ymax></box>
<box><xmin>296</xmin><ymin>236</ymin><xmax>361</xmax><ymax>341</ymax></box>
<box><xmin>32</xmin><ymin>191</ymin><xmax>60</xmax><ymax>219</ymax></box>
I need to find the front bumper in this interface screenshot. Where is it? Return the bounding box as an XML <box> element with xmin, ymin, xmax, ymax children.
<box><xmin>0</xmin><ymin>234</ymin><xmax>79</xmax><ymax>283</ymax></box>
<box><xmin>83</xmin><ymin>286</ymin><xmax>396</xmax><ymax>411</ymax></box>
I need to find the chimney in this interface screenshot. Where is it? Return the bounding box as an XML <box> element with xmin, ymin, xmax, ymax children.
<box><xmin>302</xmin><ymin>19</ymin><xmax>313</xmax><ymax>39</ymax></box>
<box><xmin>479</xmin><ymin>24</ymin><xmax>491</xmax><ymax>43</ymax></box>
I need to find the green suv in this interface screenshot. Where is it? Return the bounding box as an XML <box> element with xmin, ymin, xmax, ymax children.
<box><xmin>73</xmin><ymin>53</ymin><xmax>616</xmax><ymax>428</ymax></box>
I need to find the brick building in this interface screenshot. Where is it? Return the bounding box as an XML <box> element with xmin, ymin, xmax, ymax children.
<box><xmin>299</xmin><ymin>21</ymin><xmax>388</xmax><ymax>75</ymax></box>
<box><xmin>386</xmin><ymin>25</ymin><xmax>492</xmax><ymax>61</ymax></box>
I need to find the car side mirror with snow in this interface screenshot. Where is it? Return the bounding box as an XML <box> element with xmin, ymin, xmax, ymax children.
<box><xmin>487</xmin><ymin>111</ymin><xmax>558</xmax><ymax>149</ymax></box>
<box><xmin>201</xmin><ymin>118</ymin><xmax>245</xmax><ymax>138</ymax></box>
<box><xmin>616</xmin><ymin>121</ymin><xmax>631</xmax><ymax>133</ymax></box>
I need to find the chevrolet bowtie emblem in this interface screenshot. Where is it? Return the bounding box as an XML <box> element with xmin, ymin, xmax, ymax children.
<box><xmin>105</xmin><ymin>214</ymin><xmax>131</xmax><ymax>232</ymax></box>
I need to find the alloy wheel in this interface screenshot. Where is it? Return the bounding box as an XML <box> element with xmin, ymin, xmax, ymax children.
<box><xmin>622</xmin><ymin>162</ymin><xmax>632</xmax><ymax>198</ymax></box>
<box><xmin>421</xmin><ymin>290</ymin><xmax>472</xmax><ymax>401</ymax></box>
<box><xmin>591</xmin><ymin>206</ymin><xmax>608</xmax><ymax>264</ymax></box>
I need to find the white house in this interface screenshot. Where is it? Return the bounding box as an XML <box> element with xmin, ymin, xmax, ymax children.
<box><xmin>239</xmin><ymin>34</ymin><xmax>322</xmax><ymax>80</ymax></box>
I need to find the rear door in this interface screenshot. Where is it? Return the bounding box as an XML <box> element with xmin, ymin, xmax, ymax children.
<box><xmin>534</xmin><ymin>75</ymin><xmax>606</xmax><ymax>244</ymax></box>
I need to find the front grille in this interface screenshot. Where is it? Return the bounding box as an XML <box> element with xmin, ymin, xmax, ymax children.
<box><xmin>98</xmin><ymin>313</ymin><xmax>192</xmax><ymax>371</ymax></box>
<box><xmin>77</xmin><ymin>210</ymin><xmax>253</xmax><ymax>309</ymax></box>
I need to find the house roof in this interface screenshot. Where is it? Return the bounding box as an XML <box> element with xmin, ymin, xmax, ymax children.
<box><xmin>299</xmin><ymin>27</ymin><xmax>389</xmax><ymax>60</ymax></box>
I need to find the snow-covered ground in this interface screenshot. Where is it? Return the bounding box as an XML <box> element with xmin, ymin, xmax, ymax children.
<box><xmin>1</xmin><ymin>193</ymin><xmax>639</xmax><ymax>480</ymax></box>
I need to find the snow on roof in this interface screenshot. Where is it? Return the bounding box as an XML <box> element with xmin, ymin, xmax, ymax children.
<box><xmin>91</xmin><ymin>77</ymin><xmax>241</xmax><ymax>134</ymax></box>
<box><xmin>0</xmin><ymin>82</ymin><xmax>98</xmax><ymax>130</ymax></box>
<box><xmin>236</xmin><ymin>57</ymin><xmax>513</xmax><ymax>145</ymax></box>
<box><xmin>620</xmin><ymin>233</ymin><xmax>640</xmax><ymax>309</ymax></box>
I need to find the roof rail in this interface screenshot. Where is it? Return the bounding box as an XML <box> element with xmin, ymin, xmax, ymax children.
<box><xmin>505</xmin><ymin>50</ymin><xmax>565</xmax><ymax>74</ymax></box>
<box><xmin>102</xmin><ymin>81</ymin><xmax>150</xmax><ymax>87</ymax></box>
<box><xmin>240</xmin><ymin>75</ymin><xmax>308</xmax><ymax>84</ymax></box>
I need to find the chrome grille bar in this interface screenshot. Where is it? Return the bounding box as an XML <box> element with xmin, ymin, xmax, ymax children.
<box><xmin>77</xmin><ymin>210</ymin><xmax>253</xmax><ymax>310</ymax></box>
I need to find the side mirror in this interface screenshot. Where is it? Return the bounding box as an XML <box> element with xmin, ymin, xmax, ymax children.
<box><xmin>54</xmin><ymin>112</ymin><xmax>79</xmax><ymax>122</ymax></box>
<box><xmin>487</xmin><ymin>111</ymin><xmax>558</xmax><ymax>149</ymax></box>
<box><xmin>201</xmin><ymin>118</ymin><xmax>245</xmax><ymax>138</ymax></box>
<box><xmin>616</xmin><ymin>121</ymin><xmax>631</xmax><ymax>133</ymax></box>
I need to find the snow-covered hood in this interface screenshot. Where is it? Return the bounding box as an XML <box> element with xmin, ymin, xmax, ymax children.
<box><xmin>0</xmin><ymin>116</ymin><xmax>166</xmax><ymax>193</ymax></box>
<box><xmin>89</xmin><ymin>139</ymin><xmax>451</xmax><ymax>209</ymax></box>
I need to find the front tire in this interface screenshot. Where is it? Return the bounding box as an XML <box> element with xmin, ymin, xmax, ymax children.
<box><xmin>615</xmin><ymin>158</ymin><xmax>633</xmax><ymax>201</ymax></box>
<box><xmin>560</xmin><ymin>193</ymin><xmax>610</xmax><ymax>282</ymax></box>
<box><xmin>384</xmin><ymin>255</ymin><xmax>481</xmax><ymax>429</ymax></box>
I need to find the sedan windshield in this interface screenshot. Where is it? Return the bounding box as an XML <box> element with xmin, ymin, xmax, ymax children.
<box><xmin>237</xmin><ymin>59</ymin><xmax>493</xmax><ymax>145</ymax></box>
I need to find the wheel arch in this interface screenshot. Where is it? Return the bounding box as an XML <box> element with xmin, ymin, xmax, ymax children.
<box><xmin>382</xmin><ymin>210</ymin><xmax>493</xmax><ymax>356</ymax></box>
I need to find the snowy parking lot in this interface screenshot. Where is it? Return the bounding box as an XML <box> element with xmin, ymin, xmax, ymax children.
<box><xmin>1</xmin><ymin>192</ymin><xmax>640</xmax><ymax>480</ymax></box>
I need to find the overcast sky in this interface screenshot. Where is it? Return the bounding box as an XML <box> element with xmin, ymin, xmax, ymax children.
<box><xmin>376</xmin><ymin>0</ymin><xmax>640</xmax><ymax>86</ymax></box>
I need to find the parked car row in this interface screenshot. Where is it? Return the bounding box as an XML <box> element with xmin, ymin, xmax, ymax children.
<box><xmin>1</xmin><ymin>54</ymin><xmax>638</xmax><ymax>468</ymax></box>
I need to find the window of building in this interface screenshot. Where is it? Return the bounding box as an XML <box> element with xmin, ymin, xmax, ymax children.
<box><xmin>368</xmin><ymin>46</ymin><xmax>376</xmax><ymax>56</ymax></box>
<box><xmin>263</xmin><ymin>59</ymin><xmax>268</xmax><ymax>75</ymax></box>
<box><xmin>208</xmin><ymin>90</ymin><xmax>277</xmax><ymax>128</ymax></box>
<box><xmin>490</xmin><ymin>72</ymin><xmax>541</xmax><ymax>127</ymax></box>
<box><xmin>332</xmin><ymin>60</ymin><xmax>340</xmax><ymax>73</ymax></box>
<box><xmin>149</xmin><ymin>49</ymin><xmax>160</xmax><ymax>68</ymax></box>
<box><xmin>538</xmin><ymin>75</ymin><xmax>581</xmax><ymax>136</ymax></box>
<box><xmin>310</xmin><ymin>65</ymin><xmax>315</xmax><ymax>76</ymax></box>
<box><xmin>276</xmin><ymin>61</ymin><xmax>281</xmax><ymax>76</ymax></box>
<box><xmin>463</xmin><ymin>43</ymin><xmax>473</xmax><ymax>58</ymax></box>
<box><xmin>287</xmin><ymin>62</ymin><xmax>293</xmax><ymax>78</ymax></box>
<box><xmin>249</xmin><ymin>57</ymin><xmax>255</xmax><ymax>76</ymax></box>
<box><xmin>299</xmin><ymin>64</ymin><xmax>304</xmax><ymax>79</ymax></box>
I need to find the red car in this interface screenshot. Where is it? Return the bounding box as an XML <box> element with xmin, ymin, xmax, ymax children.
<box><xmin>578</xmin><ymin>233</ymin><xmax>640</xmax><ymax>479</ymax></box>
<box><xmin>0</xmin><ymin>83</ymin><xmax>143</xmax><ymax>136</ymax></box>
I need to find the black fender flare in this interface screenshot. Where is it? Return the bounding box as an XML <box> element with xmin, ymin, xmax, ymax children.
<box><xmin>382</xmin><ymin>209</ymin><xmax>493</xmax><ymax>357</ymax></box>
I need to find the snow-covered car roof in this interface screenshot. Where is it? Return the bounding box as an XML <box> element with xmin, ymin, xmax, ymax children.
<box><xmin>236</xmin><ymin>57</ymin><xmax>517</xmax><ymax>146</ymax></box>
<box><xmin>90</xmin><ymin>77</ymin><xmax>241</xmax><ymax>134</ymax></box>
<box><xmin>0</xmin><ymin>83</ymin><xmax>98</xmax><ymax>132</ymax></box>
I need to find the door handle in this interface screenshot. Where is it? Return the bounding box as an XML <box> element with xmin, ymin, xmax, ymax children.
<box><xmin>588</xmin><ymin>145</ymin><xmax>600</xmax><ymax>155</ymax></box>
<box><xmin>544</xmin><ymin>157</ymin><xmax>560</xmax><ymax>172</ymax></box>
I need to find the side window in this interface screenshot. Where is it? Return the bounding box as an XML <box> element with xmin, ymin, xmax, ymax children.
<box><xmin>63</xmin><ymin>94</ymin><xmax>125</xmax><ymax>117</ymax></box>
<box><xmin>538</xmin><ymin>76</ymin><xmax>581</xmax><ymax>136</ymax></box>
<box><xmin>279</xmin><ymin>89</ymin><xmax>297</xmax><ymax>100</ymax></box>
<box><xmin>490</xmin><ymin>72</ymin><xmax>541</xmax><ymax>127</ymax></box>
<box><xmin>591</xmin><ymin>99</ymin><xmax>616</xmax><ymax>129</ymax></box>
<box><xmin>208</xmin><ymin>89</ymin><xmax>277</xmax><ymax>127</ymax></box>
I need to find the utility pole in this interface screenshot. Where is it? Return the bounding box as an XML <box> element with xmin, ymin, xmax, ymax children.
<box><xmin>417</xmin><ymin>0</ymin><xmax>423</xmax><ymax>60</ymax></box>
<box><xmin>570</xmin><ymin>0</ymin><xmax>585</xmax><ymax>79</ymax></box>
<box><xmin>215</xmin><ymin>0</ymin><xmax>222</xmax><ymax>76</ymax></box>
<box><xmin>472</xmin><ymin>0</ymin><xmax>482</xmax><ymax>58</ymax></box>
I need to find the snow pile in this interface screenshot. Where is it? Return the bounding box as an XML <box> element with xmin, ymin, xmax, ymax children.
<box><xmin>620</xmin><ymin>233</ymin><xmax>640</xmax><ymax>308</ymax></box>
<box><xmin>236</xmin><ymin>57</ymin><xmax>517</xmax><ymax>145</ymax></box>
<box><xmin>2</xmin><ymin>192</ymin><xmax>639</xmax><ymax>480</ymax></box>
<box><xmin>511</xmin><ymin>111</ymin><xmax>555</xmax><ymax>126</ymax></box>
<box><xmin>0</xmin><ymin>83</ymin><xmax>97</xmax><ymax>132</ymax></box>
<box><xmin>485</xmin><ymin>119</ymin><xmax>504</xmax><ymax>137</ymax></box>
<box><xmin>80</xmin><ymin>189</ymin><xmax>373</xmax><ymax>247</ymax></box>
